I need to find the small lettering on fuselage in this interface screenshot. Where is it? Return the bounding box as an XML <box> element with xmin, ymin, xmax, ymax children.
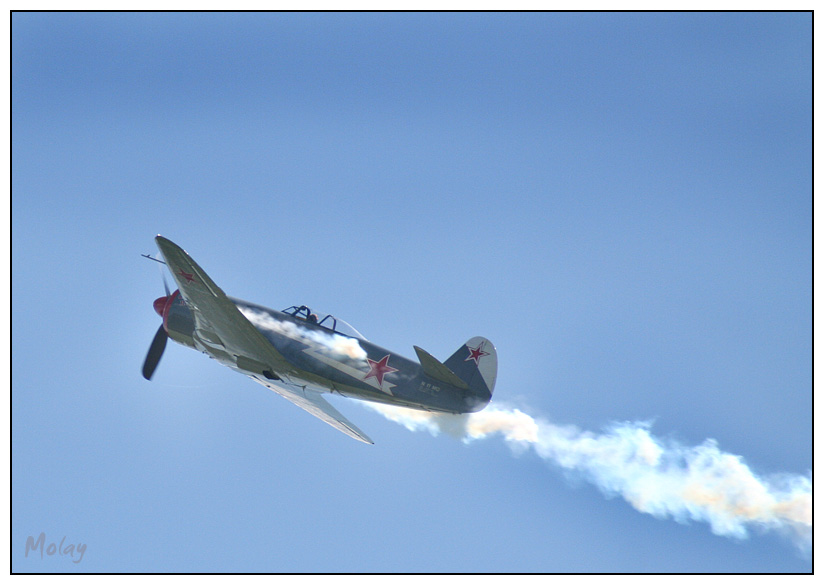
<box><xmin>419</xmin><ymin>381</ymin><xmax>441</xmax><ymax>395</ymax></box>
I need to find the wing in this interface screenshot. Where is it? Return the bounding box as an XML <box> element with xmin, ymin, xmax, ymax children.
<box><xmin>155</xmin><ymin>235</ymin><xmax>373</xmax><ymax>445</ymax></box>
<box><xmin>253</xmin><ymin>378</ymin><xmax>374</xmax><ymax>444</ymax></box>
<box><xmin>155</xmin><ymin>235</ymin><xmax>295</xmax><ymax>377</ymax></box>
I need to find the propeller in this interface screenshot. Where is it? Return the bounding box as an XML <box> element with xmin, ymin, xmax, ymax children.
<box><xmin>142</xmin><ymin>324</ymin><xmax>168</xmax><ymax>380</ymax></box>
<box><xmin>160</xmin><ymin>265</ymin><xmax>171</xmax><ymax>296</ymax></box>
<box><xmin>141</xmin><ymin>252</ymin><xmax>175</xmax><ymax>380</ymax></box>
<box><xmin>142</xmin><ymin>267</ymin><xmax>175</xmax><ymax>380</ymax></box>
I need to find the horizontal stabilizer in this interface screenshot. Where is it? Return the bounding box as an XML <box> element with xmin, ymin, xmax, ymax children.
<box><xmin>414</xmin><ymin>345</ymin><xmax>470</xmax><ymax>390</ymax></box>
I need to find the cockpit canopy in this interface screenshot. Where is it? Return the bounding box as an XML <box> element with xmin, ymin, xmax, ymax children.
<box><xmin>282</xmin><ymin>305</ymin><xmax>367</xmax><ymax>340</ymax></box>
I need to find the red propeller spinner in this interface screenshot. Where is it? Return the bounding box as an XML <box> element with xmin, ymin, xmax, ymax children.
<box><xmin>152</xmin><ymin>291</ymin><xmax>179</xmax><ymax>330</ymax></box>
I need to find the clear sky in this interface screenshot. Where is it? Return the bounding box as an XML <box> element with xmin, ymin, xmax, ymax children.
<box><xmin>12</xmin><ymin>12</ymin><xmax>811</xmax><ymax>573</ymax></box>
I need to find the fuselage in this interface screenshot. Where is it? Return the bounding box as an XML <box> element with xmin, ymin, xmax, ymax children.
<box><xmin>161</xmin><ymin>291</ymin><xmax>486</xmax><ymax>414</ymax></box>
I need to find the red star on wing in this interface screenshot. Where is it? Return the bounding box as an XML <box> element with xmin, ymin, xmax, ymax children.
<box><xmin>178</xmin><ymin>268</ymin><xmax>195</xmax><ymax>283</ymax></box>
<box><xmin>465</xmin><ymin>342</ymin><xmax>490</xmax><ymax>365</ymax></box>
<box><xmin>363</xmin><ymin>355</ymin><xmax>398</xmax><ymax>389</ymax></box>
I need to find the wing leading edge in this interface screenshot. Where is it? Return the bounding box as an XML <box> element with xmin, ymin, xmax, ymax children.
<box><xmin>154</xmin><ymin>235</ymin><xmax>373</xmax><ymax>444</ymax></box>
<box><xmin>156</xmin><ymin>235</ymin><xmax>294</xmax><ymax>375</ymax></box>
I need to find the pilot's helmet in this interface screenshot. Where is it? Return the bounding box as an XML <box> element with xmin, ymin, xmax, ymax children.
<box><xmin>308</xmin><ymin>313</ymin><xmax>318</xmax><ymax>324</ymax></box>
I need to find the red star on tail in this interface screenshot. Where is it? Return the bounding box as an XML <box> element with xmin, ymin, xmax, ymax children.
<box><xmin>465</xmin><ymin>342</ymin><xmax>490</xmax><ymax>365</ymax></box>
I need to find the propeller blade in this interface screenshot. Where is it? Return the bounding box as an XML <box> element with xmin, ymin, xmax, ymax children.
<box><xmin>142</xmin><ymin>324</ymin><xmax>168</xmax><ymax>380</ymax></box>
<box><xmin>158</xmin><ymin>264</ymin><xmax>171</xmax><ymax>296</ymax></box>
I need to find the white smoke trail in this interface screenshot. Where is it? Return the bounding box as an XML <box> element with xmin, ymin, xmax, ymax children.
<box><xmin>239</xmin><ymin>307</ymin><xmax>368</xmax><ymax>360</ymax></box>
<box><xmin>367</xmin><ymin>402</ymin><xmax>812</xmax><ymax>550</ymax></box>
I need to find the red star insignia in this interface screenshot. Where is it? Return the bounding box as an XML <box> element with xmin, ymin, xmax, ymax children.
<box><xmin>363</xmin><ymin>355</ymin><xmax>398</xmax><ymax>389</ymax></box>
<box><xmin>465</xmin><ymin>342</ymin><xmax>490</xmax><ymax>365</ymax></box>
<box><xmin>178</xmin><ymin>269</ymin><xmax>195</xmax><ymax>283</ymax></box>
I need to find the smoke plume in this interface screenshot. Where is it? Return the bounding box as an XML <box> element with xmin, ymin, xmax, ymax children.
<box><xmin>239</xmin><ymin>307</ymin><xmax>368</xmax><ymax>360</ymax></box>
<box><xmin>237</xmin><ymin>305</ymin><xmax>810</xmax><ymax>548</ymax></box>
<box><xmin>367</xmin><ymin>403</ymin><xmax>811</xmax><ymax>550</ymax></box>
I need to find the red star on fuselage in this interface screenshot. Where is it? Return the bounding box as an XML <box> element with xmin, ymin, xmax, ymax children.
<box><xmin>178</xmin><ymin>269</ymin><xmax>195</xmax><ymax>283</ymax></box>
<box><xmin>465</xmin><ymin>342</ymin><xmax>490</xmax><ymax>365</ymax></box>
<box><xmin>363</xmin><ymin>355</ymin><xmax>398</xmax><ymax>391</ymax></box>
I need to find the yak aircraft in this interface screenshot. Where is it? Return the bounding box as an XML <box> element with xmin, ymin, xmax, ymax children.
<box><xmin>142</xmin><ymin>236</ymin><xmax>497</xmax><ymax>444</ymax></box>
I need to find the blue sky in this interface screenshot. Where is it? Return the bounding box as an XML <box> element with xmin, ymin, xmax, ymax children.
<box><xmin>12</xmin><ymin>12</ymin><xmax>811</xmax><ymax>573</ymax></box>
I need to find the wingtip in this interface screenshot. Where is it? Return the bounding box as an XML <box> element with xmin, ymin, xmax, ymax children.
<box><xmin>155</xmin><ymin>235</ymin><xmax>184</xmax><ymax>256</ymax></box>
<box><xmin>352</xmin><ymin>429</ymin><xmax>375</xmax><ymax>445</ymax></box>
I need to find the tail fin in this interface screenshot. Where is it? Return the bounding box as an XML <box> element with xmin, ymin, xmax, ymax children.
<box><xmin>443</xmin><ymin>336</ymin><xmax>497</xmax><ymax>411</ymax></box>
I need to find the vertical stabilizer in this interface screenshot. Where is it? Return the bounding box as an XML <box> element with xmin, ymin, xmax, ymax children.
<box><xmin>443</xmin><ymin>336</ymin><xmax>497</xmax><ymax>411</ymax></box>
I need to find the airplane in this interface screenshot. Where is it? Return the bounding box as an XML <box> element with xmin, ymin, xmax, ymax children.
<box><xmin>142</xmin><ymin>236</ymin><xmax>497</xmax><ymax>444</ymax></box>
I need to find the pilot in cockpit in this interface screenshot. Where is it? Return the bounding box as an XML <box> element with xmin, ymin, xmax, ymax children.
<box><xmin>295</xmin><ymin>305</ymin><xmax>319</xmax><ymax>324</ymax></box>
